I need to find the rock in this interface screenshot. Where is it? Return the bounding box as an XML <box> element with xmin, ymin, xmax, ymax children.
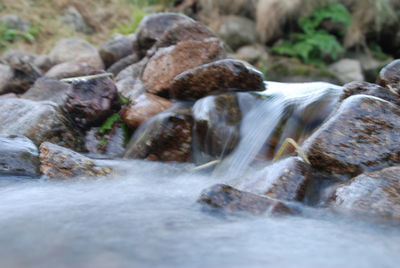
<box><xmin>329</xmin><ymin>59</ymin><xmax>364</xmax><ymax>84</ymax></box>
<box><xmin>0</xmin><ymin>93</ymin><xmax>18</xmax><ymax>99</ymax></box>
<box><xmin>63</xmin><ymin>73</ymin><xmax>120</xmax><ymax>129</ymax></box>
<box><xmin>39</xmin><ymin>142</ymin><xmax>112</xmax><ymax>179</ymax></box>
<box><xmin>107</xmin><ymin>54</ymin><xmax>141</xmax><ymax>76</ymax></box>
<box><xmin>215</xmin><ymin>15</ymin><xmax>258</xmax><ymax>51</ymax></box>
<box><xmin>0</xmin><ymin>14</ymin><xmax>29</xmax><ymax>31</ymax></box>
<box><xmin>0</xmin><ymin>134</ymin><xmax>40</xmax><ymax>177</ymax></box>
<box><xmin>377</xmin><ymin>59</ymin><xmax>400</xmax><ymax>93</ymax></box>
<box><xmin>329</xmin><ymin>166</ymin><xmax>400</xmax><ymax>221</ymax></box>
<box><xmin>22</xmin><ymin>77</ymin><xmax>71</xmax><ymax>105</ymax></box>
<box><xmin>61</xmin><ymin>6</ymin><xmax>95</xmax><ymax>34</ymax></box>
<box><xmin>355</xmin><ymin>53</ymin><xmax>392</xmax><ymax>83</ymax></box>
<box><xmin>169</xmin><ymin>59</ymin><xmax>265</xmax><ymax>100</ymax></box>
<box><xmin>121</xmin><ymin>93</ymin><xmax>173</xmax><ymax>129</ymax></box>
<box><xmin>45</xmin><ymin>61</ymin><xmax>96</xmax><ymax>80</ymax></box>
<box><xmin>124</xmin><ymin>105</ymin><xmax>193</xmax><ymax>162</ymax></box>
<box><xmin>0</xmin><ymin>64</ymin><xmax>14</xmax><ymax>95</ymax></box>
<box><xmin>84</xmin><ymin>125</ymin><xmax>126</xmax><ymax>158</ymax></box>
<box><xmin>135</xmin><ymin>13</ymin><xmax>195</xmax><ymax>56</ymax></box>
<box><xmin>33</xmin><ymin>55</ymin><xmax>54</xmax><ymax>73</ymax></box>
<box><xmin>142</xmin><ymin>38</ymin><xmax>226</xmax><ymax>97</ymax></box>
<box><xmin>49</xmin><ymin>37</ymin><xmax>104</xmax><ymax>69</ymax></box>
<box><xmin>235</xmin><ymin>44</ymin><xmax>269</xmax><ymax>65</ymax></box>
<box><xmin>1</xmin><ymin>50</ymin><xmax>37</xmax><ymax>70</ymax></box>
<box><xmin>340</xmin><ymin>81</ymin><xmax>400</xmax><ymax>107</ymax></box>
<box><xmin>99</xmin><ymin>35</ymin><xmax>133</xmax><ymax>68</ymax></box>
<box><xmin>198</xmin><ymin>184</ymin><xmax>293</xmax><ymax>216</ymax></box>
<box><xmin>303</xmin><ymin>95</ymin><xmax>400</xmax><ymax>177</ymax></box>
<box><xmin>0</xmin><ymin>98</ymin><xmax>84</xmax><ymax>151</ymax></box>
<box><xmin>116</xmin><ymin>77</ymin><xmax>145</xmax><ymax>101</ymax></box>
<box><xmin>115</xmin><ymin>57</ymin><xmax>147</xmax><ymax>82</ymax></box>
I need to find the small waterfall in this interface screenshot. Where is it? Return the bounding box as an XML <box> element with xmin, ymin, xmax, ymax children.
<box><xmin>213</xmin><ymin>82</ymin><xmax>343</xmax><ymax>180</ymax></box>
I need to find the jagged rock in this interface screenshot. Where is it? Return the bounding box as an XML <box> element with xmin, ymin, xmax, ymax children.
<box><xmin>121</xmin><ymin>93</ymin><xmax>173</xmax><ymax>129</ymax></box>
<box><xmin>45</xmin><ymin>61</ymin><xmax>96</xmax><ymax>80</ymax></box>
<box><xmin>22</xmin><ymin>77</ymin><xmax>71</xmax><ymax>105</ymax></box>
<box><xmin>377</xmin><ymin>59</ymin><xmax>400</xmax><ymax>93</ymax></box>
<box><xmin>303</xmin><ymin>95</ymin><xmax>400</xmax><ymax>177</ymax></box>
<box><xmin>49</xmin><ymin>37</ymin><xmax>104</xmax><ymax>69</ymax></box>
<box><xmin>340</xmin><ymin>81</ymin><xmax>400</xmax><ymax>106</ymax></box>
<box><xmin>63</xmin><ymin>74</ymin><xmax>120</xmax><ymax>129</ymax></box>
<box><xmin>215</xmin><ymin>15</ymin><xmax>259</xmax><ymax>50</ymax></box>
<box><xmin>329</xmin><ymin>166</ymin><xmax>400</xmax><ymax>221</ymax></box>
<box><xmin>0</xmin><ymin>64</ymin><xmax>14</xmax><ymax>95</ymax></box>
<box><xmin>107</xmin><ymin>54</ymin><xmax>141</xmax><ymax>76</ymax></box>
<box><xmin>124</xmin><ymin>106</ymin><xmax>193</xmax><ymax>162</ymax></box>
<box><xmin>0</xmin><ymin>134</ymin><xmax>40</xmax><ymax>177</ymax></box>
<box><xmin>329</xmin><ymin>59</ymin><xmax>364</xmax><ymax>84</ymax></box>
<box><xmin>135</xmin><ymin>13</ymin><xmax>194</xmax><ymax>56</ymax></box>
<box><xmin>198</xmin><ymin>184</ymin><xmax>293</xmax><ymax>216</ymax></box>
<box><xmin>169</xmin><ymin>59</ymin><xmax>265</xmax><ymax>100</ymax></box>
<box><xmin>61</xmin><ymin>6</ymin><xmax>95</xmax><ymax>34</ymax></box>
<box><xmin>0</xmin><ymin>98</ymin><xmax>84</xmax><ymax>151</ymax></box>
<box><xmin>116</xmin><ymin>77</ymin><xmax>145</xmax><ymax>101</ymax></box>
<box><xmin>142</xmin><ymin>38</ymin><xmax>226</xmax><ymax>97</ymax></box>
<box><xmin>39</xmin><ymin>142</ymin><xmax>112</xmax><ymax>179</ymax></box>
<box><xmin>99</xmin><ymin>35</ymin><xmax>133</xmax><ymax>68</ymax></box>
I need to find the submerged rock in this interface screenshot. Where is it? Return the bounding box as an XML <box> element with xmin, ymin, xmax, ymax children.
<box><xmin>329</xmin><ymin>166</ymin><xmax>400</xmax><ymax>221</ymax></box>
<box><xmin>0</xmin><ymin>134</ymin><xmax>40</xmax><ymax>177</ymax></box>
<box><xmin>198</xmin><ymin>184</ymin><xmax>293</xmax><ymax>216</ymax></box>
<box><xmin>0</xmin><ymin>98</ymin><xmax>84</xmax><ymax>151</ymax></box>
<box><xmin>169</xmin><ymin>59</ymin><xmax>265</xmax><ymax>100</ymax></box>
<box><xmin>63</xmin><ymin>74</ymin><xmax>120</xmax><ymax>129</ymax></box>
<box><xmin>22</xmin><ymin>77</ymin><xmax>71</xmax><ymax>105</ymax></box>
<box><xmin>142</xmin><ymin>38</ymin><xmax>226</xmax><ymax>97</ymax></box>
<box><xmin>303</xmin><ymin>95</ymin><xmax>400</xmax><ymax>177</ymax></box>
<box><xmin>124</xmin><ymin>106</ymin><xmax>193</xmax><ymax>162</ymax></box>
<box><xmin>377</xmin><ymin>59</ymin><xmax>400</xmax><ymax>93</ymax></box>
<box><xmin>39</xmin><ymin>142</ymin><xmax>112</xmax><ymax>179</ymax></box>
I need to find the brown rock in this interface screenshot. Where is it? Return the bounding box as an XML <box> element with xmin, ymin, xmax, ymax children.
<box><xmin>198</xmin><ymin>184</ymin><xmax>293</xmax><ymax>216</ymax></box>
<box><xmin>377</xmin><ymin>59</ymin><xmax>400</xmax><ymax>93</ymax></box>
<box><xmin>142</xmin><ymin>38</ymin><xmax>226</xmax><ymax>97</ymax></box>
<box><xmin>303</xmin><ymin>95</ymin><xmax>400</xmax><ymax>177</ymax></box>
<box><xmin>39</xmin><ymin>142</ymin><xmax>112</xmax><ymax>179</ymax></box>
<box><xmin>121</xmin><ymin>93</ymin><xmax>173</xmax><ymax>129</ymax></box>
<box><xmin>169</xmin><ymin>59</ymin><xmax>265</xmax><ymax>100</ymax></box>
<box><xmin>330</xmin><ymin>166</ymin><xmax>400</xmax><ymax>221</ymax></box>
<box><xmin>63</xmin><ymin>73</ymin><xmax>120</xmax><ymax>129</ymax></box>
<box><xmin>124</xmin><ymin>106</ymin><xmax>193</xmax><ymax>162</ymax></box>
<box><xmin>45</xmin><ymin>61</ymin><xmax>96</xmax><ymax>80</ymax></box>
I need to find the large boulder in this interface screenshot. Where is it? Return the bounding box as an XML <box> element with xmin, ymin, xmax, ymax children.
<box><xmin>142</xmin><ymin>38</ymin><xmax>226</xmax><ymax>97</ymax></box>
<box><xmin>39</xmin><ymin>142</ymin><xmax>112</xmax><ymax>179</ymax></box>
<box><xmin>124</xmin><ymin>106</ymin><xmax>193</xmax><ymax>162</ymax></box>
<box><xmin>377</xmin><ymin>59</ymin><xmax>400</xmax><ymax>93</ymax></box>
<box><xmin>22</xmin><ymin>77</ymin><xmax>71</xmax><ymax>105</ymax></box>
<box><xmin>169</xmin><ymin>59</ymin><xmax>265</xmax><ymax>100</ymax></box>
<box><xmin>198</xmin><ymin>184</ymin><xmax>293</xmax><ymax>216</ymax></box>
<box><xmin>0</xmin><ymin>98</ymin><xmax>84</xmax><ymax>151</ymax></box>
<box><xmin>0</xmin><ymin>134</ymin><xmax>40</xmax><ymax>177</ymax></box>
<box><xmin>303</xmin><ymin>95</ymin><xmax>400</xmax><ymax>177</ymax></box>
<box><xmin>329</xmin><ymin>166</ymin><xmax>400</xmax><ymax>221</ymax></box>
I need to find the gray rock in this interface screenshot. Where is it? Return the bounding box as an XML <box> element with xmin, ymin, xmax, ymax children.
<box><xmin>235</xmin><ymin>44</ymin><xmax>269</xmax><ymax>65</ymax></box>
<box><xmin>0</xmin><ymin>98</ymin><xmax>84</xmax><ymax>151</ymax></box>
<box><xmin>107</xmin><ymin>54</ymin><xmax>141</xmax><ymax>76</ymax></box>
<box><xmin>99</xmin><ymin>35</ymin><xmax>133</xmax><ymax>68</ymax></box>
<box><xmin>116</xmin><ymin>77</ymin><xmax>145</xmax><ymax>101</ymax></box>
<box><xmin>115</xmin><ymin>57</ymin><xmax>147</xmax><ymax>82</ymax></box>
<box><xmin>377</xmin><ymin>59</ymin><xmax>400</xmax><ymax>93</ymax></box>
<box><xmin>61</xmin><ymin>6</ymin><xmax>95</xmax><ymax>34</ymax></box>
<box><xmin>0</xmin><ymin>14</ymin><xmax>29</xmax><ymax>31</ymax></box>
<box><xmin>22</xmin><ymin>77</ymin><xmax>71</xmax><ymax>105</ymax></box>
<box><xmin>329</xmin><ymin>59</ymin><xmax>364</xmax><ymax>84</ymax></box>
<box><xmin>45</xmin><ymin>61</ymin><xmax>96</xmax><ymax>80</ymax></box>
<box><xmin>0</xmin><ymin>64</ymin><xmax>14</xmax><ymax>95</ymax></box>
<box><xmin>0</xmin><ymin>134</ymin><xmax>39</xmax><ymax>177</ymax></box>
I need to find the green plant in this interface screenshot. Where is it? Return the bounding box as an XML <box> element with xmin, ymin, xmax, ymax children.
<box><xmin>0</xmin><ymin>23</ymin><xmax>39</xmax><ymax>48</ymax></box>
<box><xmin>97</xmin><ymin>113</ymin><xmax>131</xmax><ymax>148</ymax></box>
<box><xmin>272</xmin><ymin>3</ymin><xmax>351</xmax><ymax>65</ymax></box>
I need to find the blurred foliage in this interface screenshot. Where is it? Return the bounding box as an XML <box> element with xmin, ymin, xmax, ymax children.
<box><xmin>272</xmin><ymin>3</ymin><xmax>351</xmax><ymax>65</ymax></box>
<box><xmin>0</xmin><ymin>23</ymin><xmax>39</xmax><ymax>49</ymax></box>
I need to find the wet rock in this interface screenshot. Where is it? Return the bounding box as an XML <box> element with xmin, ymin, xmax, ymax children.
<box><xmin>340</xmin><ymin>81</ymin><xmax>400</xmax><ymax>106</ymax></box>
<box><xmin>0</xmin><ymin>64</ymin><xmax>14</xmax><ymax>95</ymax></box>
<box><xmin>0</xmin><ymin>134</ymin><xmax>40</xmax><ymax>177</ymax></box>
<box><xmin>63</xmin><ymin>74</ymin><xmax>120</xmax><ymax>129</ymax></box>
<box><xmin>169</xmin><ymin>59</ymin><xmax>265</xmax><ymax>100</ymax></box>
<box><xmin>45</xmin><ymin>61</ymin><xmax>96</xmax><ymax>80</ymax></box>
<box><xmin>116</xmin><ymin>77</ymin><xmax>145</xmax><ymax>101</ymax></box>
<box><xmin>39</xmin><ymin>142</ymin><xmax>112</xmax><ymax>179</ymax></box>
<box><xmin>84</xmin><ymin>125</ymin><xmax>126</xmax><ymax>158</ymax></box>
<box><xmin>377</xmin><ymin>59</ymin><xmax>400</xmax><ymax>93</ymax></box>
<box><xmin>0</xmin><ymin>14</ymin><xmax>29</xmax><ymax>31</ymax></box>
<box><xmin>115</xmin><ymin>57</ymin><xmax>147</xmax><ymax>82</ymax></box>
<box><xmin>303</xmin><ymin>95</ymin><xmax>400</xmax><ymax>177</ymax></box>
<box><xmin>142</xmin><ymin>38</ymin><xmax>226</xmax><ymax>97</ymax></box>
<box><xmin>61</xmin><ymin>6</ymin><xmax>95</xmax><ymax>34</ymax></box>
<box><xmin>108</xmin><ymin>54</ymin><xmax>141</xmax><ymax>76</ymax></box>
<box><xmin>329</xmin><ymin>166</ymin><xmax>400</xmax><ymax>221</ymax></box>
<box><xmin>215</xmin><ymin>15</ymin><xmax>258</xmax><ymax>51</ymax></box>
<box><xmin>237</xmin><ymin>157</ymin><xmax>310</xmax><ymax>202</ymax></box>
<box><xmin>121</xmin><ymin>93</ymin><xmax>173</xmax><ymax>129</ymax></box>
<box><xmin>22</xmin><ymin>77</ymin><xmax>71</xmax><ymax>105</ymax></box>
<box><xmin>49</xmin><ymin>37</ymin><xmax>104</xmax><ymax>69</ymax></box>
<box><xmin>0</xmin><ymin>98</ymin><xmax>84</xmax><ymax>151</ymax></box>
<box><xmin>329</xmin><ymin>59</ymin><xmax>364</xmax><ymax>84</ymax></box>
<box><xmin>135</xmin><ymin>13</ymin><xmax>194</xmax><ymax>56</ymax></box>
<box><xmin>124</xmin><ymin>106</ymin><xmax>193</xmax><ymax>162</ymax></box>
<box><xmin>198</xmin><ymin>184</ymin><xmax>293</xmax><ymax>216</ymax></box>
<box><xmin>99</xmin><ymin>35</ymin><xmax>133</xmax><ymax>68</ymax></box>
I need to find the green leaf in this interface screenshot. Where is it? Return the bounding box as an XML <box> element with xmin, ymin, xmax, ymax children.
<box><xmin>98</xmin><ymin>113</ymin><xmax>122</xmax><ymax>135</ymax></box>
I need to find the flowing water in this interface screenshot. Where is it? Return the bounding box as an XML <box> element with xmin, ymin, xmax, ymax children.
<box><xmin>1</xmin><ymin>83</ymin><xmax>399</xmax><ymax>268</ymax></box>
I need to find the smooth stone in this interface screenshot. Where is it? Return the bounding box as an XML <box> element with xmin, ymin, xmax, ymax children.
<box><xmin>22</xmin><ymin>77</ymin><xmax>71</xmax><ymax>105</ymax></box>
<box><xmin>45</xmin><ymin>61</ymin><xmax>96</xmax><ymax>80</ymax></box>
<box><xmin>99</xmin><ymin>35</ymin><xmax>133</xmax><ymax>68</ymax></box>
